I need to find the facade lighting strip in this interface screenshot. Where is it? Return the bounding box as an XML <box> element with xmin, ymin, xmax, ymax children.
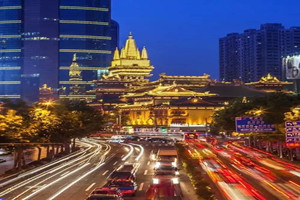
<box><xmin>0</xmin><ymin>67</ymin><xmax>21</xmax><ymax>70</ymax></box>
<box><xmin>0</xmin><ymin>49</ymin><xmax>21</xmax><ymax>53</ymax></box>
<box><xmin>59</xmin><ymin>81</ymin><xmax>94</xmax><ymax>85</ymax></box>
<box><xmin>59</xmin><ymin>49</ymin><xmax>111</xmax><ymax>54</ymax></box>
<box><xmin>60</xmin><ymin>20</ymin><xmax>108</xmax><ymax>26</ymax></box>
<box><xmin>0</xmin><ymin>20</ymin><xmax>21</xmax><ymax>24</ymax></box>
<box><xmin>0</xmin><ymin>81</ymin><xmax>21</xmax><ymax>84</ymax></box>
<box><xmin>0</xmin><ymin>6</ymin><xmax>22</xmax><ymax>10</ymax></box>
<box><xmin>60</xmin><ymin>35</ymin><xmax>111</xmax><ymax>40</ymax></box>
<box><xmin>0</xmin><ymin>95</ymin><xmax>20</xmax><ymax>98</ymax></box>
<box><xmin>59</xmin><ymin>6</ymin><xmax>108</xmax><ymax>12</ymax></box>
<box><xmin>59</xmin><ymin>95</ymin><xmax>96</xmax><ymax>98</ymax></box>
<box><xmin>59</xmin><ymin>66</ymin><xmax>108</xmax><ymax>70</ymax></box>
<box><xmin>0</xmin><ymin>35</ymin><xmax>21</xmax><ymax>38</ymax></box>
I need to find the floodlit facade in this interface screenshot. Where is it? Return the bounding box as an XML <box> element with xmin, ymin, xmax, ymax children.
<box><xmin>0</xmin><ymin>0</ymin><xmax>119</xmax><ymax>103</ymax></box>
<box><xmin>88</xmin><ymin>34</ymin><xmax>294</xmax><ymax>132</ymax></box>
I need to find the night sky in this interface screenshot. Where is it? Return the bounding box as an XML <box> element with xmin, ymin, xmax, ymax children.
<box><xmin>112</xmin><ymin>0</ymin><xmax>300</xmax><ymax>80</ymax></box>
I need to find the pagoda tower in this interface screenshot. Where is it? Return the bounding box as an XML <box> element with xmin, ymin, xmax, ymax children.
<box><xmin>104</xmin><ymin>33</ymin><xmax>154</xmax><ymax>84</ymax></box>
<box><xmin>69</xmin><ymin>54</ymin><xmax>85</xmax><ymax>95</ymax></box>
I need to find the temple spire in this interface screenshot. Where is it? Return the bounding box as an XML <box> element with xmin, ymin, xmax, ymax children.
<box><xmin>120</xmin><ymin>48</ymin><xmax>126</xmax><ymax>58</ymax></box>
<box><xmin>136</xmin><ymin>48</ymin><xmax>141</xmax><ymax>59</ymax></box>
<box><xmin>124</xmin><ymin>32</ymin><xmax>138</xmax><ymax>58</ymax></box>
<box><xmin>113</xmin><ymin>48</ymin><xmax>120</xmax><ymax>60</ymax></box>
<box><xmin>141</xmin><ymin>47</ymin><xmax>148</xmax><ymax>59</ymax></box>
<box><xmin>72</xmin><ymin>53</ymin><xmax>77</xmax><ymax>62</ymax></box>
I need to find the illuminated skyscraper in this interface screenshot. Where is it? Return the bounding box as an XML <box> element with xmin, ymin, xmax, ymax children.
<box><xmin>219</xmin><ymin>23</ymin><xmax>300</xmax><ymax>82</ymax></box>
<box><xmin>0</xmin><ymin>0</ymin><xmax>118</xmax><ymax>103</ymax></box>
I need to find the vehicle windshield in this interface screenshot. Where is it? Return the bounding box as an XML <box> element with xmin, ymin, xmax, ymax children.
<box><xmin>87</xmin><ymin>196</ymin><xmax>118</xmax><ymax>200</ymax></box>
<box><xmin>155</xmin><ymin>171</ymin><xmax>175</xmax><ymax>175</ymax></box>
<box><xmin>109</xmin><ymin>181</ymin><xmax>134</xmax><ymax>186</ymax></box>
<box><xmin>92</xmin><ymin>190</ymin><xmax>117</xmax><ymax>195</ymax></box>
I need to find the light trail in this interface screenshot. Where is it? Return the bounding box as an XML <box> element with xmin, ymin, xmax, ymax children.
<box><xmin>131</xmin><ymin>143</ymin><xmax>144</xmax><ymax>161</ymax></box>
<box><xmin>121</xmin><ymin>143</ymin><xmax>134</xmax><ymax>161</ymax></box>
<box><xmin>0</xmin><ymin>140</ymin><xmax>92</xmax><ymax>188</ymax></box>
<box><xmin>0</xmin><ymin>140</ymin><xmax>102</xmax><ymax>198</ymax></box>
<box><xmin>47</xmin><ymin>144</ymin><xmax>112</xmax><ymax>200</ymax></box>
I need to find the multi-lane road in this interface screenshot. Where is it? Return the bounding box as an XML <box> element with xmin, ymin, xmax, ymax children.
<box><xmin>185</xmin><ymin>138</ymin><xmax>300</xmax><ymax>200</ymax></box>
<box><xmin>0</xmin><ymin>136</ymin><xmax>299</xmax><ymax>200</ymax></box>
<box><xmin>0</xmin><ymin>138</ymin><xmax>197</xmax><ymax>200</ymax></box>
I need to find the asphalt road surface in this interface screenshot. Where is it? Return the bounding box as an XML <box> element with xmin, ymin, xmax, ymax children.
<box><xmin>0</xmin><ymin>138</ymin><xmax>197</xmax><ymax>200</ymax></box>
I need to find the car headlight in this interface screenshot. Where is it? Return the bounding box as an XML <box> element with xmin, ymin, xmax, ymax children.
<box><xmin>155</xmin><ymin>162</ymin><xmax>160</xmax><ymax>168</ymax></box>
<box><xmin>151</xmin><ymin>154</ymin><xmax>156</xmax><ymax>160</ymax></box>
<box><xmin>153</xmin><ymin>178</ymin><xmax>159</xmax><ymax>184</ymax></box>
<box><xmin>172</xmin><ymin>161</ymin><xmax>177</xmax><ymax>167</ymax></box>
<box><xmin>172</xmin><ymin>178</ymin><xmax>179</xmax><ymax>184</ymax></box>
<box><xmin>175</xmin><ymin>171</ymin><xmax>180</xmax><ymax>175</ymax></box>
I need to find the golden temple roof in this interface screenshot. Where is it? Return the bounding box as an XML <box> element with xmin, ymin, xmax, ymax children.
<box><xmin>246</xmin><ymin>73</ymin><xmax>292</xmax><ymax>85</ymax></box>
<box><xmin>124</xmin><ymin>84</ymin><xmax>217</xmax><ymax>98</ymax></box>
<box><xmin>113</xmin><ymin>33</ymin><xmax>148</xmax><ymax>61</ymax></box>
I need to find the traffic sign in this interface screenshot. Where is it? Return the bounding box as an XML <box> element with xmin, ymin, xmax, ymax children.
<box><xmin>285</xmin><ymin>121</ymin><xmax>300</xmax><ymax>148</ymax></box>
<box><xmin>235</xmin><ymin>117</ymin><xmax>276</xmax><ymax>133</ymax></box>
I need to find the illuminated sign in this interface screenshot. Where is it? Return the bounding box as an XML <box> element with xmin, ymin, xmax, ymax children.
<box><xmin>235</xmin><ymin>117</ymin><xmax>276</xmax><ymax>133</ymax></box>
<box><xmin>283</xmin><ymin>55</ymin><xmax>300</xmax><ymax>80</ymax></box>
<box><xmin>285</xmin><ymin>121</ymin><xmax>300</xmax><ymax>148</ymax></box>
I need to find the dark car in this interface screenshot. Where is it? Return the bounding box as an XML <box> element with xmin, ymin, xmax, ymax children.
<box><xmin>86</xmin><ymin>194</ymin><xmax>123</xmax><ymax>200</ymax></box>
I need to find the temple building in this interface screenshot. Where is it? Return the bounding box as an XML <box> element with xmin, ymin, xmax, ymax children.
<box><xmin>245</xmin><ymin>73</ymin><xmax>293</xmax><ymax>93</ymax></box>
<box><xmin>88</xmin><ymin>34</ymin><xmax>294</xmax><ymax>132</ymax></box>
<box><xmin>59</xmin><ymin>54</ymin><xmax>95</xmax><ymax>100</ymax></box>
<box><xmin>88</xmin><ymin>33</ymin><xmax>154</xmax><ymax>111</ymax></box>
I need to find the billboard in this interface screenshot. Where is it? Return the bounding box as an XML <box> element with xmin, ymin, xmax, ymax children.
<box><xmin>283</xmin><ymin>55</ymin><xmax>300</xmax><ymax>80</ymax></box>
<box><xmin>235</xmin><ymin>117</ymin><xmax>276</xmax><ymax>133</ymax></box>
<box><xmin>285</xmin><ymin>121</ymin><xmax>300</xmax><ymax>148</ymax></box>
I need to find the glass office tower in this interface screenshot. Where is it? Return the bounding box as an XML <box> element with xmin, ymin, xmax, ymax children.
<box><xmin>0</xmin><ymin>0</ymin><xmax>23</xmax><ymax>99</ymax></box>
<box><xmin>0</xmin><ymin>0</ymin><xmax>118</xmax><ymax>102</ymax></box>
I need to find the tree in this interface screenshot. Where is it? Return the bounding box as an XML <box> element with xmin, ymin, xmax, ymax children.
<box><xmin>0</xmin><ymin>109</ymin><xmax>24</xmax><ymax>142</ymax></box>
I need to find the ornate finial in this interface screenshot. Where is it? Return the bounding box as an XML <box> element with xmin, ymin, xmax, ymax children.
<box><xmin>113</xmin><ymin>48</ymin><xmax>120</xmax><ymax>60</ymax></box>
<box><xmin>129</xmin><ymin>32</ymin><xmax>133</xmax><ymax>39</ymax></box>
<box><xmin>136</xmin><ymin>48</ymin><xmax>141</xmax><ymax>59</ymax></box>
<box><xmin>72</xmin><ymin>53</ymin><xmax>77</xmax><ymax>62</ymax></box>
<box><xmin>141</xmin><ymin>46</ymin><xmax>148</xmax><ymax>59</ymax></box>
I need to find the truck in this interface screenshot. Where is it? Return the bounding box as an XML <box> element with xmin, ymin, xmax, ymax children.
<box><xmin>154</xmin><ymin>149</ymin><xmax>178</xmax><ymax>169</ymax></box>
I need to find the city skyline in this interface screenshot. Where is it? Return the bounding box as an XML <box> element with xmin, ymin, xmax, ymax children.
<box><xmin>112</xmin><ymin>0</ymin><xmax>300</xmax><ymax>79</ymax></box>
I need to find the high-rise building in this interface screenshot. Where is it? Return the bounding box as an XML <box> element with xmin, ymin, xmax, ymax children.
<box><xmin>219</xmin><ymin>33</ymin><xmax>240</xmax><ymax>82</ymax></box>
<box><xmin>219</xmin><ymin>23</ymin><xmax>300</xmax><ymax>82</ymax></box>
<box><xmin>0</xmin><ymin>0</ymin><xmax>119</xmax><ymax>103</ymax></box>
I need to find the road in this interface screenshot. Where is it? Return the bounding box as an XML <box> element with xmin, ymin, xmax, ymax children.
<box><xmin>185</xmin><ymin>138</ymin><xmax>300</xmax><ymax>200</ymax></box>
<box><xmin>0</xmin><ymin>138</ymin><xmax>197</xmax><ymax>200</ymax></box>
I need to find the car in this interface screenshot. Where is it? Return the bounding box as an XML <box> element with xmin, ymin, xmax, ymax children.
<box><xmin>90</xmin><ymin>187</ymin><xmax>122</xmax><ymax>197</ymax></box>
<box><xmin>0</xmin><ymin>148</ymin><xmax>11</xmax><ymax>155</ymax></box>
<box><xmin>153</xmin><ymin>167</ymin><xmax>180</xmax><ymax>185</ymax></box>
<box><xmin>106</xmin><ymin>181</ymin><xmax>137</xmax><ymax>197</ymax></box>
<box><xmin>86</xmin><ymin>194</ymin><xmax>123</xmax><ymax>200</ymax></box>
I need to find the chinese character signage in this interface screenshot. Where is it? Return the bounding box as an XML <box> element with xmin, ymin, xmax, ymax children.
<box><xmin>285</xmin><ymin>121</ymin><xmax>300</xmax><ymax>148</ymax></box>
<box><xmin>235</xmin><ymin>117</ymin><xmax>276</xmax><ymax>133</ymax></box>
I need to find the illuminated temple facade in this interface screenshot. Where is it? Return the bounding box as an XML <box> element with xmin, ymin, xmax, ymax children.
<box><xmin>88</xmin><ymin>34</ymin><xmax>293</xmax><ymax>132</ymax></box>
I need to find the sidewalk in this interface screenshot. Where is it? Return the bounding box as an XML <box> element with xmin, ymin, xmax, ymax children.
<box><xmin>0</xmin><ymin>147</ymin><xmax>47</xmax><ymax>176</ymax></box>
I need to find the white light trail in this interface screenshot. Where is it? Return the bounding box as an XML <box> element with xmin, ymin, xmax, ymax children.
<box><xmin>121</xmin><ymin>144</ymin><xmax>134</xmax><ymax>161</ymax></box>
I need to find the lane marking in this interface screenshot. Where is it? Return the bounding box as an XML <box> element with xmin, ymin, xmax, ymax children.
<box><xmin>144</xmin><ymin>170</ymin><xmax>148</xmax><ymax>175</ymax></box>
<box><xmin>102</xmin><ymin>170</ymin><xmax>109</xmax><ymax>176</ymax></box>
<box><xmin>147</xmin><ymin>161</ymin><xmax>150</xmax><ymax>165</ymax></box>
<box><xmin>113</xmin><ymin>161</ymin><xmax>118</xmax><ymax>165</ymax></box>
<box><xmin>60</xmin><ymin>171</ymin><xmax>70</xmax><ymax>177</ymax></box>
<box><xmin>85</xmin><ymin>183</ymin><xmax>96</xmax><ymax>192</ymax></box>
<box><xmin>138</xmin><ymin>182</ymin><xmax>144</xmax><ymax>191</ymax></box>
